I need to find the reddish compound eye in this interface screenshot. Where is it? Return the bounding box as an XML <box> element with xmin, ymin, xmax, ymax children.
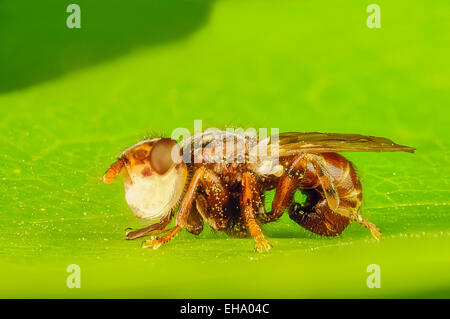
<box><xmin>150</xmin><ymin>138</ymin><xmax>178</xmax><ymax>174</ymax></box>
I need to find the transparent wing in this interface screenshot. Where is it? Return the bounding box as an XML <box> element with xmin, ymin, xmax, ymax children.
<box><xmin>268</xmin><ymin>132</ymin><xmax>415</xmax><ymax>156</ymax></box>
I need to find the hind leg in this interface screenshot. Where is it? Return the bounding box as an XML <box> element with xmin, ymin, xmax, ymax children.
<box><xmin>289</xmin><ymin>190</ymin><xmax>381</xmax><ymax>239</ymax></box>
<box><xmin>289</xmin><ymin>190</ymin><xmax>350</xmax><ymax>236</ymax></box>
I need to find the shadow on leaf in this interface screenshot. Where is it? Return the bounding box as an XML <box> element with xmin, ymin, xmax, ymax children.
<box><xmin>0</xmin><ymin>0</ymin><xmax>215</xmax><ymax>93</ymax></box>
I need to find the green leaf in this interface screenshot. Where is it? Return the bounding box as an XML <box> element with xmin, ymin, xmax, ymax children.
<box><xmin>0</xmin><ymin>0</ymin><xmax>449</xmax><ymax>298</ymax></box>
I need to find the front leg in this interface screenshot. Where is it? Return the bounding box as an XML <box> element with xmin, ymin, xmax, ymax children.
<box><xmin>126</xmin><ymin>211</ymin><xmax>174</xmax><ymax>240</ymax></box>
<box><xmin>142</xmin><ymin>166</ymin><xmax>207</xmax><ymax>249</ymax></box>
<box><xmin>241</xmin><ymin>172</ymin><xmax>272</xmax><ymax>252</ymax></box>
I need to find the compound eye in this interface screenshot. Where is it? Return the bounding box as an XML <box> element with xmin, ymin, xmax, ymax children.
<box><xmin>150</xmin><ymin>138</ymin><xmax>178</xmax><ymax>175</ymax></box>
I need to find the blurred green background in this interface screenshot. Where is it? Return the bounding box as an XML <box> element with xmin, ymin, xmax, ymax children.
<box><xmin>0</xmin><ymin>0</ymin><xmax>449</xmax><ymax>298</ymax></box>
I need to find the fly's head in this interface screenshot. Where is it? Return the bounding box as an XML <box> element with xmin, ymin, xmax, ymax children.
<box><xmin>103</xmin><ymin>138</ymin><xmax>187</xmax><ymax>221</ymax></box>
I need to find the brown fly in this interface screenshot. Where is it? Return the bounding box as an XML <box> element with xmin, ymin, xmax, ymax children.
<box><xmin>104</xmin><ymin>131</ymin><xmax>414</xmax><ymax>252</ymax></box>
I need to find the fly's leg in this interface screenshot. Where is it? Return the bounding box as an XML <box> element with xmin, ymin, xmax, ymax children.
<box><xmin>275</xmin><ymin>153</ymin><xmax>381</xmax><ymax>240</ymax></box>
<box><xmin>311</xmin><ymin>201</ymin><xmax>381</xmax><ymax>240</ymax></box>
<box><xmin>354</xmin><ymin>215</ymin><xmax>381</xmax><ymax>240</ymax></box>
<box><xmin>127</xmin><ymin>201</ymin><xmax>208</xmax><ymax>240</ymax></box>
<box><xmin>196</xmin><ymin>168</ymin><xmax>231</xmax><ymax>230</ymax></box>
<box><xmin>142</xmin><ymin>167</ymin><xmax>207</xmax><ymax>249</ymax></box>
<box><xmin>142</xmin><ymin>226</ymin><xmax>182</xmax><ymax>249</ymax></box>
<box><xmin>334</xmin><ymin>194</ymin><xmax>381</xmax><ymax>240</ymax></box>
<box><xmin>324</xmin><ymin>154</ymin><xmax>381</xmax><ymax>240</ymax></box>
<box><xmin>185</xmin><ymin>166</ymin><xmax>231</xmax><ymax>234</ymax></box>
<box><xmin>241</xmin><ymin>172</ymin><xmax>271</xmax><ymax>252</ymax></box>
<box><xmin>125</xmin><ymin>212</ymin><xmax>174</xmax><ymax>240</ymax></box>
<box><xmin>185</xmin><ymin>167</ymin><xmax>232</xmax><ymax>234</ymax></box>
<box><xmin>142</xmin><ymin>166</ymin><xmax>227</xmax><ymax>249</ymax></box>
<box><xmin>258</xmin><ymin>153</ymin><xmax>340</xmax><ymax>225</ymax></box>
<box><xmin>258</xmin><ymin>174</ymin><xmax>299</xmax><ymax>224</ymax></box>
<box><xmin>224</xmin><ymin>196</ymin><xmax>249</xmax><ymax>238</ymax></box>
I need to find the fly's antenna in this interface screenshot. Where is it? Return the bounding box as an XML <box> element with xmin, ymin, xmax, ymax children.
<box><xmin>103</xmin><ymin>158</ymin><xmax>126</xmax><ymax>184</ymax></box>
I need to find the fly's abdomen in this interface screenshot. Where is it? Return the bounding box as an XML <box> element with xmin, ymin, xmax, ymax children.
<box><xmin>321</xmin><ymin>153</ymin><xmax>363</xmax><ymax>218</ymax></box>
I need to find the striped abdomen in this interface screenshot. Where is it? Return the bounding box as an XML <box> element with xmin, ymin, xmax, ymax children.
<box><xmin>321</xmin><ymin>153</ymin><xmax>363</xmax><ymax>219</ymax></box>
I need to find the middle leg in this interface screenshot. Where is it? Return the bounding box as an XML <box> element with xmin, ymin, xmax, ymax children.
<box><xmin>142</xmin><ymin>166</ymin><xmax>208</xmax><ymax>249</ymax></box>
<box><xmin>241</xmin><ymin>172</ymin><xmax>271</xmax><ymax>252</ymax></box>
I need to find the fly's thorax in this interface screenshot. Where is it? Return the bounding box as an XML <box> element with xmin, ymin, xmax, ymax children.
<box><xmin>118</xmin><ymin>138</ymin><xmax>187</xmax><ymax>220</ymax></box>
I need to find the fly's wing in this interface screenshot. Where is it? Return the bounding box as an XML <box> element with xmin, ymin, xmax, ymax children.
<box><xmin>267</xmin><ymin>132</ymin><xmax>415</xmax><ymax>156</ymax></box>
